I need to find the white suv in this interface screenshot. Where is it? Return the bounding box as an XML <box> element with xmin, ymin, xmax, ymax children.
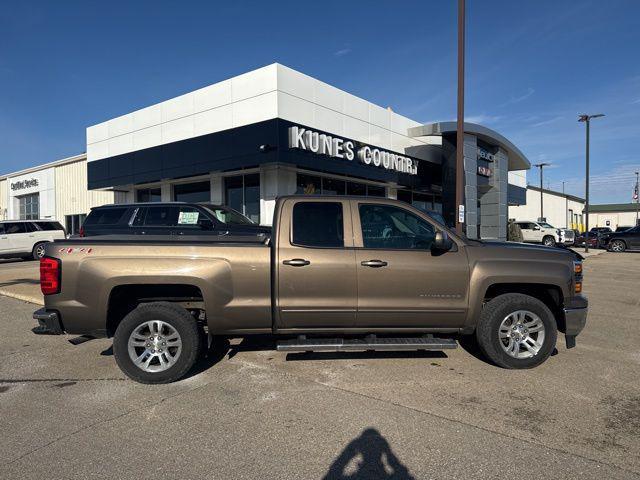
<box><xmin>515</xmin><ymin>220</ymin><xmax>575</xmax><ymax>247</ymax></box>
<box><xmin>0</xmin><ymin>220</ymin><xmax>66</xmax><ymax>260</ymax></box>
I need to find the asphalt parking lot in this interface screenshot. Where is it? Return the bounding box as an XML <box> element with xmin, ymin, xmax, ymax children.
<box><xmin>0</xmin><ymin>252</ymin><xmax>639</xmax><ymax>479</ymax></box>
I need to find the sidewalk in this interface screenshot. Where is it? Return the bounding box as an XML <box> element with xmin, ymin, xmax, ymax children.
<box><xmin>570</xmin><ymin>248</ymin><xmax>607</xmax><ymax>259</ymax></box>
<box><xmin>0</xmin><ymin>260</ymin><xmax>43</xmax><ymax>305</ymax></box>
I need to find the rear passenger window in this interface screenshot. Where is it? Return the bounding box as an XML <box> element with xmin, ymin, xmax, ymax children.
<box><xmin>85</xmin><ymin>208</ymin><xmax>129</xmax><ymax>226</ymax></box>
<box><xmin>3</xmin><ymin>223</ymin><xmax>28</xmax><ymax>234</ymax></box>
<box><xmin>292</xmin><ymin>202</ymin><xmax>344</xmax><ymax>248</ymax></box>
<box><xmin>35</xmin><ymin>221</ymin><xmax>64</xmax><ymax>231</ymax></box>
<box><xmin>144</xmin><ymin>207</ymin><xmax>178</xmax><ymax>227</ymax></box>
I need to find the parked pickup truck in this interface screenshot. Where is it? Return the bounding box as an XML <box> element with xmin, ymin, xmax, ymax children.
<box><xmin>33</xmin><ymin>196</ymin><xmax>588</xmax><ymax>384</ymax></box>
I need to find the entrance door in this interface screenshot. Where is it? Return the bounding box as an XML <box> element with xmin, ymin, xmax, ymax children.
<box><xmin>276</xmin><ymin>199</ymin><xmax>357</xmax><ymax>330</ymax></box>
<box><xmin>353</xmin><ymin>202</ymin><xmax>469</xmax><ymax>328</ymax></box>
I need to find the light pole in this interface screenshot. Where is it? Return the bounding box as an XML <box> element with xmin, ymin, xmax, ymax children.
<box><xmin>578</xmin><ymin>113</ymin><xmax>605</xmax><ymax>253</ymax></box>
<box><xmin>635</xmin><ymin>171</ymin><xmax>639</xmax><ymax>226</ymax></box>
<box><xmin>455</xmin><ymin>0</ymin><xmax>466</xmax><ymax>236</ymax></box>
<box><xmin>533</xmin><ymin>163</ymin><xmax>550</xmax><ymax>221</ymax></box>
<box><xmin>562</xmin><ymin>181</ymin><xmax>568</xmax><ymax>228</ymax></box>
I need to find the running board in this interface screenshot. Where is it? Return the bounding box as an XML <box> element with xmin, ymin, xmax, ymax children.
<box><xmin>277</xmin><ymin>335</ymin><xmax>457</xmax><ymax>352</ymax></box>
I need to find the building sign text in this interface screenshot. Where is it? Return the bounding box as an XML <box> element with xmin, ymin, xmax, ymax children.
<box><xmin>10</xmin><ymin>178</ymin><xmax>39</xmax><ymax>191</ymax></box>
<box><xmin>288</xmin><ymin>126</ymin><xmax>418</xmax><ymax>175</ymax></box>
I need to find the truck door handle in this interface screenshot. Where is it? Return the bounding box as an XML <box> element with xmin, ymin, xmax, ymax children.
<box><xmin>361</xmin><ymin>259</ymin><xmax>388</xmax><ymax>268</ymax></box>
<box><xmin>283</xmin><ymin>258</ymin><xmax>310</xmax><ymax>267</ymax></box>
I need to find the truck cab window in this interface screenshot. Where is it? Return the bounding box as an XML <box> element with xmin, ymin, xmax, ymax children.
<box><xmin>292</xmin><ymin>202</ymin><xmax>344</xmax><ymax>248</ymax></box>
<box><xmin>359</xmin><ymin>204</ymin><xmax>435</xmax><ymax>250</ymax></box>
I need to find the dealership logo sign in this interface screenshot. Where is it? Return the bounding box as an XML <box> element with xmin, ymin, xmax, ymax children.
<box><xmin>477</xmin><ymin>147</ymin><xmax>496</xmax><ymax>162</ymax></box>
<box><xmin>10</xmin><ymin>178</ymin><xmax>39</xmax><ymax>191</ymax></box>
<box><xmin>477</xmin><ymin>165</ymin><xmax>492</xmax><ymax>177</ymax></box>
<box><xmin>288</xmin><ymin>126</ymin><xmax>418</xmax><ymax>175</ymax></box>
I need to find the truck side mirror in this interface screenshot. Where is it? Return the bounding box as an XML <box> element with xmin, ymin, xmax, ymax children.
<box><xmin>533</xmin><ymin>226</ymin><xmax>541</xmax><ymax>231</ymax></box>
<box><xmin>433</xmin><ymin>231</ymin><xmax>453</xmax><ymax>251</ymax></box>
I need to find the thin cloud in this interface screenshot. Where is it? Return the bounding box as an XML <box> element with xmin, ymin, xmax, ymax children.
<box><xmin>631</xmin><ymin>98</ymin><xmax>640</xmax><ymax>104</ymax></box>
<box><xmin>334</xmin><ymin>48</ymin><xmax>352</xmax><ymax>57</ymax></box>
<box><xmin>531</xmin><ymin>116</ymin><xmax>564</xmax><ymax>127</ymax></box>
<box><xmin>465</xmin><ymin>114</ymin><xmax>503</xmax><ymax>125</ymax></box>
<box><xmin>498</xmin><ymin>87</ymin><xmax>535</xmax><ymax>107</ymax></box>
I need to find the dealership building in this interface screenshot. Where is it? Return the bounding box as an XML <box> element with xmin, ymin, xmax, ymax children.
<box><xmin>2</xmin><ymin>64</ymin><xmax>533</xmax><ymax>240</ymax></box>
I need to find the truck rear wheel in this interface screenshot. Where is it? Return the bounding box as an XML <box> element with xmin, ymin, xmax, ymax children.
<box><xmin>476</xmin><ymin>293</ymin><xmax>557</xmax><ymax>369</ymax></box>
<box><xmin>113</xmin><ymin>302</ymin><xmax>202</xmax><ymax>384</ymax></box>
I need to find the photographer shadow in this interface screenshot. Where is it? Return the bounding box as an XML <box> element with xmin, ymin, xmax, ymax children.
<box><xmin>323</xmin><ymin>428</ymin><xmax>415</xmax><ymax>480</ymax></box>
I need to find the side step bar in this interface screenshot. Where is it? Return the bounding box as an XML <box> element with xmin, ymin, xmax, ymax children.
<box><xmin>277</xmin><ymin>335</ymin><xmax>457</xmax><ymax>352</ymax></box>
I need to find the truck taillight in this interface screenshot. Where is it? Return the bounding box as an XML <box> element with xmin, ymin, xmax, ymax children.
<box><xmin>79</xmin><ymin>226</ymin><xmax>85</xmax><ymax>237</ymax></box>
<box><xmin>40</xmin><ymin>257</ymin><xmax>61</xmax><ymax>295</ymax></box>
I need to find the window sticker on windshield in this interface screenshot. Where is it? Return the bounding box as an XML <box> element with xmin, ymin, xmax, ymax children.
<box><xmin>178</xmin><ymin>211</ymin><xmax>199</xmax><ymax>225</ymax></box>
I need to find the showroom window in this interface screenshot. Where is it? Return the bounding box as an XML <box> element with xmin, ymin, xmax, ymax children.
<box><xmin>136</xmin><ymin>188</ymin><xmax>162</xmax><ymax>203</ymax></box>
<box><xmin>224</xmin><ymin>173</ymin><xmax>260</xmax><ymax>223</ymax></box>
<box><xmin>397</xmin><ymin>190</ymin><xmax>442</xmax><ymax>214</ymax></box>
<box><xmin>65</xmin><ymin>214</ymin><xmax>87</xmax><ymax>235</ymax></box>
<box><xmin>173</xmin><ymin>181</ymin><xmax>211</xmax><ymax>203</ymax></box>
<box><xmin>18</xmin><ymin>193</ymin><xmax>39</xmax><ymax>220</ymax></box>
<box><xmin>296</xmin><ymin>173</ymin><xmax>386</xmax><ymax>197</ymax></box>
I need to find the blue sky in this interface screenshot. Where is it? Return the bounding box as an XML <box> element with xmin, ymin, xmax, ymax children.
<box><xmin>1</xmin><ymin>0</ymin><xmax>638</xmax><ymax>203</ymax></box>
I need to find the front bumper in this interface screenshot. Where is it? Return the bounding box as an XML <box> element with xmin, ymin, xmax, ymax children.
<box><xmin>32</xmin><ymin>308</ymin><xmax>64</xmax><ymax>335</ymax></box>
<box><xmin>563</xmin><ymin>296</ymin><xmax>588</xmax><ymax>347</ymax></box>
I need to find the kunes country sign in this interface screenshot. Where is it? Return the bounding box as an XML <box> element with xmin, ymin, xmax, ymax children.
<box><xmin>288</xmin><ymin>126</ymin><xmax>418</xmax><ymax>175</ymax></box>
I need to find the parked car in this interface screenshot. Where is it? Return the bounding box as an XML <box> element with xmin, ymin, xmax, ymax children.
<box><xmin>515</xmin><ymin>221</ymin><xmax>574</xmax><ymax>247</ymax></box>
<box><xmin>606</xmin><ymin>226</ymin><xmax>640</xmax><ymax>252</ymax></box>
<box><xmin>81</xmin><ymin>202</ymin><xmax>270</xmax><ymax>238</ymax></box>
<box><xmin>573</xmin><ymin>230</ymin><xmax>599</xmax><ymax>249</ymax></box>
<box><xmin>34</xmin><ymin>196</ymin><xmax>587</xmax><ymax>383</ymax></box>
<box><xmin>590</xmin><ymin>227</ymin><xmax>612</xmax><ymax>235</ymax></box>
<box><xmin>0</xmin><ymin>220</ymin><xmax>66</xmax><ymax>260</ymax></box>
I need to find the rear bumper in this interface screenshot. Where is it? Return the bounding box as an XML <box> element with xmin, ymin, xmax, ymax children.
<box><xmin>32</xmin><ymin>308</ymin><xmax>64</xmax><ymax>335</ymax></box>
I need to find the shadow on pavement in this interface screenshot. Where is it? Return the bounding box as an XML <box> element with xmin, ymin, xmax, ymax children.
<box><xmin>323</xmin><ymin>428</ymin><xmax>415</xmax><ymax>480</ymax></box>
<box><xmin>0</xmin><ymin>278</ymin><xmax>40</xmax><ymax>288</ymax></box>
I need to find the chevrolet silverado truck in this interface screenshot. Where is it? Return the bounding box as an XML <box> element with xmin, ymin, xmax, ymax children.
<box><xmin>33</xmin><ymin>196</ymin><xmax>588</xmax><ymax>384</ymax></box>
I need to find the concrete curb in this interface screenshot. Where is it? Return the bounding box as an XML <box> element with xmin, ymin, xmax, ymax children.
<box><xmin>0</xmin><ymin>289</ymin><xmax>43</xmax><ymax>306</ymax></box>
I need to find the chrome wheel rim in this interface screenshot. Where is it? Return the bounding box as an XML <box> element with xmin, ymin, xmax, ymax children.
<box><xmin>498</xmin><ymin>310</ymin><xmax>545</xmax><ymax>359</ymax></box>
<box><xmin>611</xmin><ymin>241</ymin><xmax>623</xmax><ymax>252</ymax></box>
<box><xmin>35</xmin><ymin>244</ymin><xmax>46</xmax><ymax>258</ymax></box>
<box><xmin>543</xmin><ymin>237</ymin><xmax>554</xmax><ymax>246</ymax></box>
<box><xmin>127</xmin><ymin>320</ymin><xmax>182</xmax><ymax>373</ymax></box>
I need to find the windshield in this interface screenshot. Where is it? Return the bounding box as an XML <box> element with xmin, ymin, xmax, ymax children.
<box><xmin>538</xmin><ymin>222</ymin><xmax>555</xmax><ymax>229</ymax></box>
<box><xmin>203</xmin><ymin>206</ymin><xmax>255</xmax><ymax>225</ymax></box>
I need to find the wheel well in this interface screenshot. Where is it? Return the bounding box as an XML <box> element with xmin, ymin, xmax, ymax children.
<box><xmin>483</xmin><ymin>283</ymin><xmax>564</xmax><ymax>331</ymax></box>
<box><xmin>106</xmin><ymin>284</ymin><xmax>204</xmax><ymax>336</ymax></box>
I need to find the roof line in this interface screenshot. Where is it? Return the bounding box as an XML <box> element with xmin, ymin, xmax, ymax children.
<box><xmin>0</xmin><ymin>153</ymin><xmax>87</xmax><ymax>181</ymax></box>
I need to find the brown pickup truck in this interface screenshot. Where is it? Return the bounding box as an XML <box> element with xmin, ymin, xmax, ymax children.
<box><xmin>33</xmin><ymin>196</ymin><xmax>587</xmax><ymax>383</ymax></box>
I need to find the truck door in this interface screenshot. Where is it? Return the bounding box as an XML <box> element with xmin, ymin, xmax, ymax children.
<box><xmin>352</xmin><ymin>201</ymin><xmax>469</xmax><ymax>328</ymax></box>
<box><xmin>275</xmin><ymin>199</ymin><xmax>357</xmax><ymax>330</ymax></box>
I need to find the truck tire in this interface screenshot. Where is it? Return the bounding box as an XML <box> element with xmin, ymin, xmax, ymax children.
<box><xmin>476</xmin><ymin>293</ymin><xmax>557</xmax><ymax>369</ymax></box>
<box><xmin>32</xmin><ymin>242</ymin><xmax>47</xmax><ymax>260</ymax></box>
<box><xmin>542</xmin><ymin>236</ymin><xmax>556</xmax><ymax>247</ymax></box>
<box><xmin>609</xmin><ymin>240</ymin><xmax>626</xmax><ymax>252</ymax></box>
<box><xmin>113</xmin><ymin>302</ymin><xmax>202</xmax><ymax>384</ymax></box>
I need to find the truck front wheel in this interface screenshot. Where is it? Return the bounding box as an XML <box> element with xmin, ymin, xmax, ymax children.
<box><xmin>476</xmin><ymin>293</ymin><xmax>557</xmax><ymax>369</ymax></box>
<box><xmin>113</xmin><ymin>302</ymin><xmax>202</xmax><ymax>384</ymax></box>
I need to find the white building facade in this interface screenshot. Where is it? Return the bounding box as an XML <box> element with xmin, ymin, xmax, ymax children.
<box><xmin>0</xmin><ymin>154</ymin><xmax>125</xmax><ymax>233</ymax></box>
<box><xmin>85</xmin><ymin>63</ymin><xmax>530</xmax><ymax>239</ymax></box>
<box><xmin>508</xmin><ymin>186</ymin><xmax>586</xmax><ymax>231</ymax></box>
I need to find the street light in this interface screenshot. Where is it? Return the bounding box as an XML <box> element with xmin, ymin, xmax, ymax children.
<box><xmin>578</xmin><ymin>113</ymin><xmax>605</xmax><ymax>253</ymax></box>
<box><xmin>533</xmin><ymin>162</ymin><xmax>551</xmax><ymax>221</ymax></box>
<box><xmin>562</xmin><ymin>181</ymin><xmax>568</xmax><ymax>228</ymax></box>
<box><xmin>635</xmin><ymin>171</ymin><xmax>639</xmax><ymax>226</ymax></box>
